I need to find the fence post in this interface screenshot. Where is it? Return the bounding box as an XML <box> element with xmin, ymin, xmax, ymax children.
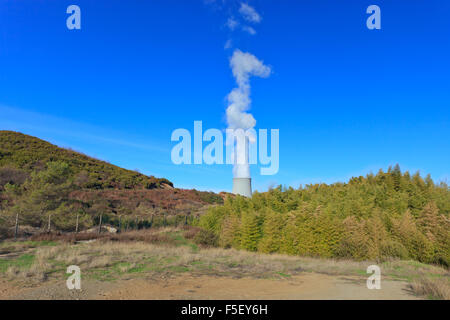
<box><xmin>98</xmin><ymin>213</ymin><xmax>103</xmax><ymax>234</ymax></box>
<box><xmin>75</xmin><ymin>213</ymin><xmax>79</xmax><ymax>233</ymax></box>
<box><xmin>47</xmin><ymin>214</ymin><xmax>51</xmax><ymax>233</ymax></box>
<box><xmin>14</xmin><ymin>213</ymin><xmax>19</xmax><ymax>241</ymax></box>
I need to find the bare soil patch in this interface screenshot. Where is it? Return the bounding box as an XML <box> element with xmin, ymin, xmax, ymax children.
<box><xmin>1</xmin><ymin>273</ymin><xmax>419</xmax><ymax>300</ymax></box>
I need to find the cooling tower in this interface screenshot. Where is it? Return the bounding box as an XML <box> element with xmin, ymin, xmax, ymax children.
<box><xmin>232</xmin><ymin>178</ymin><xmax>252</xmax><ymax>198</ymax></box>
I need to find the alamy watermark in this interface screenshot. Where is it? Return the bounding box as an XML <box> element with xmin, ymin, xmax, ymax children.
<box><xmin>171</xmin><ymin>121</ymin><xmax>279</xmax><ymax>175</ymax></box>
<box><xmin>366</xmin><ymin>265</ymin><xmax>381</xmax><ymax>290</ymax></box>
<box><xmin>66</xmin><ymin>265</ymin><xmax>81</xmax><ymax>290</ymax></box>
<box><xmin>366</xmin><ymin>5</ymin><xmax>381</xmax><ymax>30</ymax></box>
<box><xmin>66</xmin><ymin>5</ymin><xmax>81</xmax><ymax>30</ymax></box>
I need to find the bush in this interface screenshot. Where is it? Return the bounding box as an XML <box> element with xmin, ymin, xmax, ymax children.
<box><xmin>0</xmin><ymin>166</ymin><xmax>28</xmax><ymax>188</ymax></box>
<box><xmin>193</xmin><ymin>229</ymin><xmax>218</xmax><ymax>247</ymax></box>
<box><xmin>380</xmin><ymin>240</ymin><xmax>410</xmax><ymax>260</ymax></box>
<box><xmin>0</xmin><ymin>225</ymin><xmax>12</xmax><ymax>240</ymax></box>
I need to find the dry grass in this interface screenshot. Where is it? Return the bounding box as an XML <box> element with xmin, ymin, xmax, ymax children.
<box><xmin>183</xmin><ymin>226</ymin><xmax>202</xmax><ymax>239</ymax></box>
<box><xmin>11</xmin><ymin>241</ymin><xmax>447</xmax><ymax>280</ymax></box>
<box><xmin>0</xmin><ymin>240</ymin><xmax>55</xmax><ymax>255</ymax></box>
<box><xmin>1</xmin><ymin>227</ymin><xmax>449</xmax><ymax>299</ymax></box>
<box><xmin>29</xmin><ymin>227</ymin><xmax>182</xmax><ymax>245</ymax></box>
<box><xmin>30</xmin><ymin>232</ymin><xmax>106</xmax><ymax>243</ymax></box>
<box><xmin>409</xmin><ymin>277</ymin><xmax>450</xmax><ymax>300</ymax></box>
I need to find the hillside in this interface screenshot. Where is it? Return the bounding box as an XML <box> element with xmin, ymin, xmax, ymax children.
<box><xmin>0</xmin><ymin>130</ymin><xmax>172</xmax><ymax>190</ymax></box>
<box><xmin>0</xmin><ymin>131</ymin><xmax>223</xmax><ymax>235</ymax></box>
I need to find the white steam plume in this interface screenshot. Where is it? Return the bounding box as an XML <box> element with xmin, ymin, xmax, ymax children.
<box><xmin>226</xmin><ymin>49</ymin><xmax>271</xmax><ymax>178</ymax></box>
<box><xmin>239</xmin><ymin>3</ymin><xmax>262</xmax><ymax>24</ymax></box>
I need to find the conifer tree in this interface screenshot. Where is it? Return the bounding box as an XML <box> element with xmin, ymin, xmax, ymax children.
<box><xmin>258</xmin><ymin>209</ymin><xmax>285</xmax><ymax>253</ymax></box>
<box><xmin>239</xmin><ymin>212</ymin><xmax>261</xmax><ymax>251</ymax></box>
<box><xmin>392</xmin><ymin>164</ymin><xmax>402</xmax><ymax>192</ymax></box>
<box><xmin>219</xmin><ymin>214</ymin><xmax>240</xmax><ymax>248</ymax></box>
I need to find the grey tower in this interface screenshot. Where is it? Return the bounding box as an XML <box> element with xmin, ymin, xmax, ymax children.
<box><xmin>232</xmin><ymin>178</ymin><xmax>252</xmax><ymax>198</ymax></box>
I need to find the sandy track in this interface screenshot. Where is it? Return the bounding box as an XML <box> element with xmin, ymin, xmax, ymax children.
<box><xmin>2</xmin><ymin>272</ymin><xmax>420</xmax><ymax>300</ymax></box>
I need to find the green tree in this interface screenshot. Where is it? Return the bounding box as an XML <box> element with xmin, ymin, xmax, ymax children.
<box><xmin>239</xmin><ymin>212</ymin><xmax>261</xmax><ymax>251</ymax></box>
<box><xmin>258</xmin><ymin>209</ymin><xmax>286</xmax><ymax>253</ymax></box>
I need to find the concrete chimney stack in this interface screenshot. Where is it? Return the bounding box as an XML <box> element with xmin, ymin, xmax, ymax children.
<box><xmin>232</xmin><ymin>178</ymin><xmax>252</xmax><ymax>198</ymax></box>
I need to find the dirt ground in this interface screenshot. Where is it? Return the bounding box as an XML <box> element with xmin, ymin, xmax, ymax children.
<box><xmin>1</xmin><ymin>272</ymin><xmax>420</xmax><ymax>300</ymax></box>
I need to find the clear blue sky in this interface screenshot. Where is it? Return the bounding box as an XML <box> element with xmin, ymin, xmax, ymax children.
<box><xmin>0</xmin><ymin>0</ymin><xmax>449</xmax><ymax>192</ymax></box>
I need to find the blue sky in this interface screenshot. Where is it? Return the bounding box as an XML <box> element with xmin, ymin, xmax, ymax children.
<box><xmin>0</xmin><ymin>0</ymin><xmax>449</xmax><ymax>192</ymax></box>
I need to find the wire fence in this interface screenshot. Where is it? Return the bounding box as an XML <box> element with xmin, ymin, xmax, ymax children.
<box><xmin>0</xmin><ymin>211</ymin><xmax>201</xmax><ymax>240</ymax></box>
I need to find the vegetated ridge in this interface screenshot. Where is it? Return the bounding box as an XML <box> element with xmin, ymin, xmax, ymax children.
<box><xmin>0</xmin><ymin>130</ymin><xmax>171</xmax><ymax>189</ymax></box>
<box><xmin>0</xmin><ymin>131</ymin><xmax>223</xmax><ymax>235</ymax></box>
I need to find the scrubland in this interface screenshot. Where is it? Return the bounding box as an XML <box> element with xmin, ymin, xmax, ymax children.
<box><xmin>0</xmin><ymin>227</ymin><xmax>448</xmax><ymax>300</ymax></box>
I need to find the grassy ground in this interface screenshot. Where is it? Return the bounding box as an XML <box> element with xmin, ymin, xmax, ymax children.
<box><xmin>1</xmin><ymin>227</ymin><xmax>449</xmax><ymax>299</ymax></box>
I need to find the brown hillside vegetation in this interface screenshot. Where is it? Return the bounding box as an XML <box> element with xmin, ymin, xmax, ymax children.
<box><xmin>0</xmin><ymin>132</ymin><xmax>223</xmax><ymax>235</ymax></box>
<box><xmin>69</xmin><ymin>188</ymin><xmax>224</xmax><ymax>212</ymax></box>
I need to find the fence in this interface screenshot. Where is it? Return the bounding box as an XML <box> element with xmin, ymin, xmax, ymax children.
<box><xmin>0</xmin><ymin>211</ymin><xmax>201</xmax><ymax>240</ymax></box>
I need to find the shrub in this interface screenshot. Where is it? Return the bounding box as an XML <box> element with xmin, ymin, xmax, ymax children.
<box><xmin>0</xmin><ymin>225</ymin><xmax>12</xmax><ymax>240</ymax></box>
<box><xmin>0</xmin><ymin>166</ymin><xmax>28</xmax><ymax>188</ymax></box>
<box><xmin>193</xmin><ymin>229</ymin><xmax>218</xmax><ymax>247</ymax></box>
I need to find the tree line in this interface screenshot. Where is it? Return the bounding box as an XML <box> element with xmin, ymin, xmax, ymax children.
<box><xmin>198</xmin><ymin>165</ymin><xmax>450</xmax><ymax>267</ymax></box>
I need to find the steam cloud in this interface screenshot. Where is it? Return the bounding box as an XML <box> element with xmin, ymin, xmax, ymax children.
<box><xmin>227</xmin><ymin>49</ymin><xmax>271</xmax><ymax>178</ymax></box>
<box><xmin>204</xmin><ymin>2</ymin><xmax>270</xmax><ymax>179</ymax></box>
<box><xmin>239</xmin><ymin>3</ymin><xmax>262</xmax><ymax>23</ymax></box>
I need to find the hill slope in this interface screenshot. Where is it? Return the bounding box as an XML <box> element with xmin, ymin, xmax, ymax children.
<box><xmin>0</xmin><ymin>131</ymin><xmax>223</xmax><ymax>234</ymax></box>
<box><xmin>0</xmin><ymin>130</ymin><xmax>172</xmax><ymax>189</ymax></box>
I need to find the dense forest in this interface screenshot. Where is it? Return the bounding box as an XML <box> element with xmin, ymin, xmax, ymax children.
<box><xmin>0</xmin><ymin>131</ymin><xmax>222</xmax><ymax>235</ymax></box>
<box><xmin>199</xmin><ymin>166</ymin><xmax>450</xmax><ymax>267</ymax></box>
